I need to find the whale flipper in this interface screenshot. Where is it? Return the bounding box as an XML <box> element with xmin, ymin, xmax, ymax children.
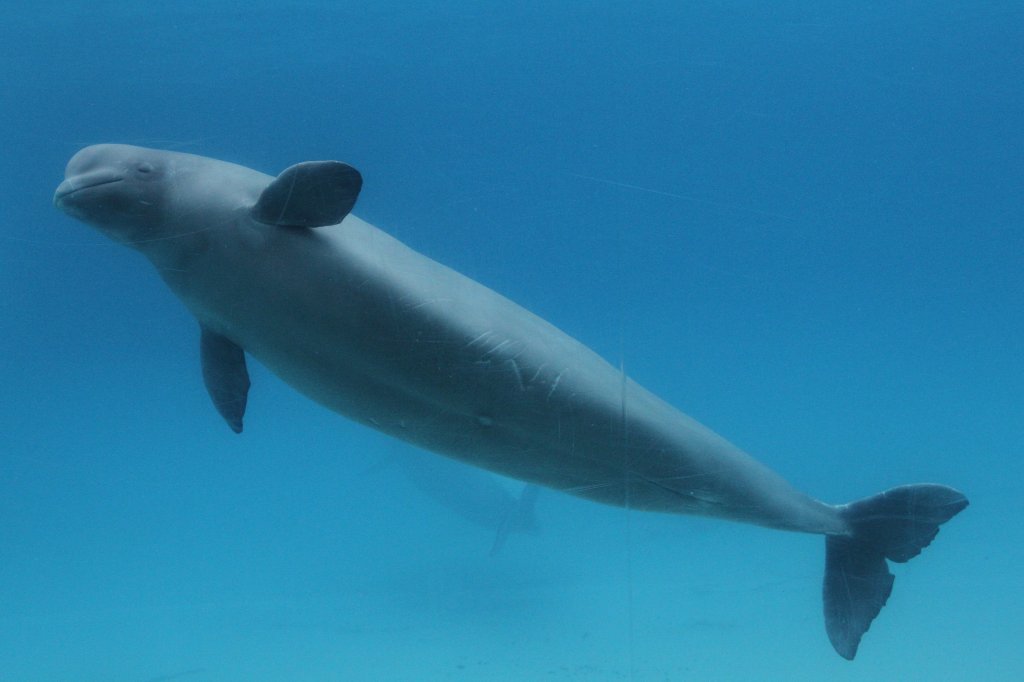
<box><xmin>823</xmin><ymin>484</ymin><xmax>968</xmax><ymax>659</ymax></box>
<box><xmin>200</xmin><ymin>326</ymin><xmax>250</xmax><ymax>433</ymax></box>
<box><xmin>252</xmin><ymin>161</ymin><xmax>362</xmax><ymax>228</ymax></box>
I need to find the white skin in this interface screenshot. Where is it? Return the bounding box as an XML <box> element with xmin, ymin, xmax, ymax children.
<box><xmin>55</xmin><ymin>143</ymin><xmax>847</xmax><ymax>536</ymax></box>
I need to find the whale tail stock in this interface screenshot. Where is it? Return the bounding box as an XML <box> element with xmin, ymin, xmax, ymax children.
<box><xmin>823</xmin><ymin>483</ymin><xmax>968</xmax><ymax>659</ymax></box>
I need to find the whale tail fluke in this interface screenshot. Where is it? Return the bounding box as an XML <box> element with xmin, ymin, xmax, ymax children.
<box><xmin>823</xmin><ymin>483</ymin><xmax>968</xmax><ymax>659</ymax></box>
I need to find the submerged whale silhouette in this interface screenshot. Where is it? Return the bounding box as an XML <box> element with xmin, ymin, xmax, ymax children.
<box><xmin>54</xmin><ymin>143</ymin><xmax>968</xmax><ymax>659</ymax></box>
<box><xmin>389</xmin><ymin>448</ymin><xmax>540</xmax><ymax>555</ymax></box>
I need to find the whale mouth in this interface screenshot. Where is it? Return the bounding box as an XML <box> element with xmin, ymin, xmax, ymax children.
<box><xmin>53</xmin><ymin>176</ymin><xmax>124</xmax><ymax>204</ymax></box>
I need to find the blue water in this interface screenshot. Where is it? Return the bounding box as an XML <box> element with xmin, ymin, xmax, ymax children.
<box><xmin>3</xmin><ymin>2</ymin><xmax>1021</xmax><ymax>680</ymax></box>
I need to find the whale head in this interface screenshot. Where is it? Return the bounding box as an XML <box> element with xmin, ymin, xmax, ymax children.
<box><xmin>55</xmin><ymin>143</ymin><xmax>363</xmax><ymax>269</ymax></box>
<box><xmin>54</xmin><ymin>144</ymin><xmax>179</xmax><ymax>245</ymax></box>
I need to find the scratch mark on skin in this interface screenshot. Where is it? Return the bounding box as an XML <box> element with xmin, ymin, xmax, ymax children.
<box><xmin>484</xmin><ymin>339</ymin><xmax>512</xmax><ymax>358</ymax></box>
<box><xmin>563</xmin><ymin>481</ymin><xmax>619</xmax><ymax>494</ymax></box>
<box><xmin>547</xmin><ymin>371</ymin><xmax>564</xmax><ymax>400</ymax></box>
<box><xmin>530</xmin><ymin>364</ymin><xmax>547</xmax><ymax>383</ymax></box>
<box><xmin>506</xmin><ymin>358</ymin><xmax>526</xmax><ymax>391</ymax></box>
<box><xmin>124</xmin><ymin>221</ymin><xmax>230</xmax><ymax>246</ymax></box>
<box><xmin>403</xmin><ymin>297</ymin><xmax>452</xmax><ymax>312</ymax></box>
<box><xmin>465</xmin><ymin>331</ymin><xmax>493</xmax><ymax>349</ymax></box>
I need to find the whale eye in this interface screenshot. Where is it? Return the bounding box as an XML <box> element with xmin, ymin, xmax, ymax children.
<box><xmin>136</xmin><ymin>162</ymin><xmax>154</xmax><ymax>174</ymax></box>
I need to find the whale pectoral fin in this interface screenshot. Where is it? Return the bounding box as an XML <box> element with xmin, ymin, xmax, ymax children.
<box><xmin>251</xmin><ymin>161</ymin><xmax>362</xmax><ymax>228</ymax></box>
<box><xmin>200</xmin><ymin>326</ymin><xmax>250</xmax><ymax>433</ymax></box>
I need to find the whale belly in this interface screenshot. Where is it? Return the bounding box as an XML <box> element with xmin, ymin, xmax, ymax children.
<box><xmin>183</xmin><ymin>215</ymin><xmax>841</xmax><ymax>533</ymax></box>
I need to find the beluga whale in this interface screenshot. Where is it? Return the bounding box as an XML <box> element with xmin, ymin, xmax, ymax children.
<box><xmin>54</xmin><ymin>143</ymin><xmax>968</xmax><ymax>659</ymax></box>
<box><xmin>389</xmin><ymin>447</ymin><xmax>541</xmax><ymax>556</ymax></box>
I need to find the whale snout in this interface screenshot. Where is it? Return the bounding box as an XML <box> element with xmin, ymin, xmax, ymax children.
<box><xmin>54</xmin><ymin>143</ymin><xmax>131</xmax><ymax>210</ymax></box>
<box><xmin>53</xmin><ymin>144</ymin><xmax>168</xmax><ymax>231</ymax></box>
<box><xmin>53</xmin><ymin>171</ymin><xmax>124</xmax><ymax>206</ymax></box>
<box><xmin>53</xmin><ymin>143</ymin><xmax>179</xmax><ymax>253</ymax></box>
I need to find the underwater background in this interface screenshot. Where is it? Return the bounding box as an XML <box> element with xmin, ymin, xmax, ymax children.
<box><xmin>2</xmin><ymin>2</ymin><xmax>1021</xmax><ymax>680</ymax></box>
